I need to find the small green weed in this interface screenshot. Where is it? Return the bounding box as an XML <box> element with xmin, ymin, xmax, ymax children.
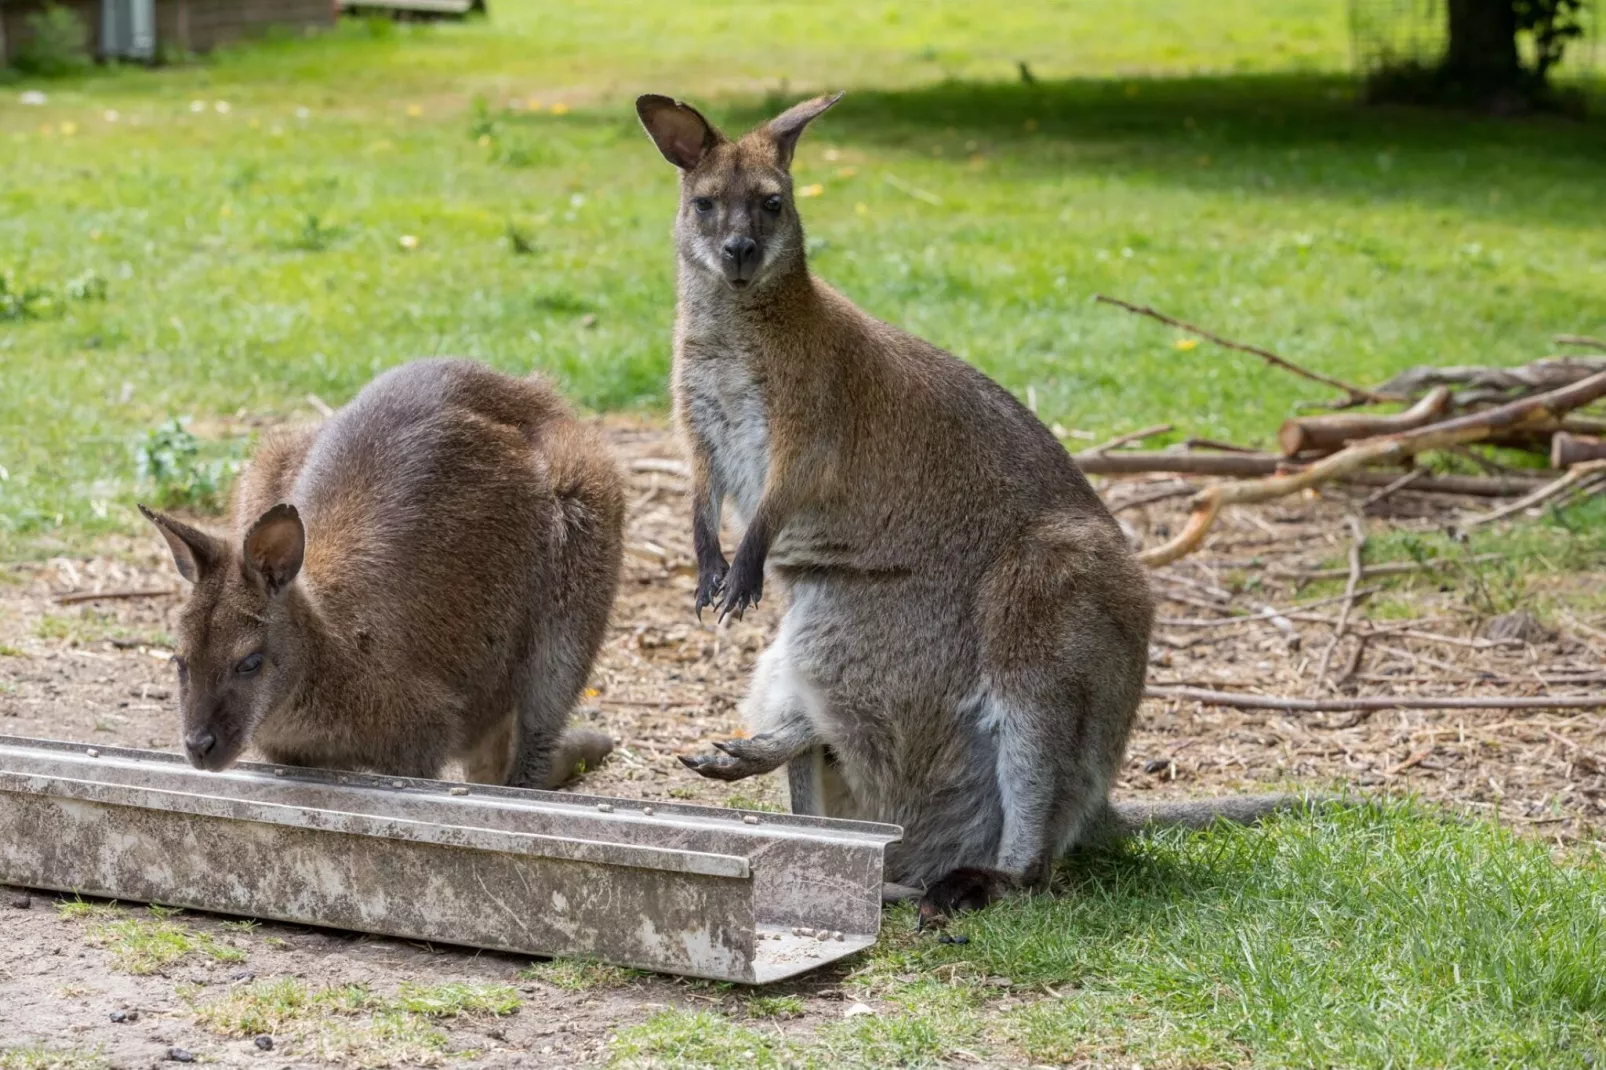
<box><xmin>610</xmin><ymin>1010</ymin><xmax>793</xmax><ymax>1069</ymax></box>
<box><xmin>132</xmin><ymin>418</ymin><xmax>237</xmax><ymax>513</ymax></box>
<box><xmin>725</xmin><ymin>794</ymin><xmax>784</xmax><ymax>814</ymax></box>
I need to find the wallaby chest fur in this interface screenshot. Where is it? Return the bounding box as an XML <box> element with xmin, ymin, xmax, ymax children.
<box><xmin>639</xmin><ymin>92</ymin><xmax>1159</xmax><ymax>901</ymax></box>
<box><xmin>143</xmin><ymin>358</ymin><xmax>623</xmax><ymax>788</ymax></box>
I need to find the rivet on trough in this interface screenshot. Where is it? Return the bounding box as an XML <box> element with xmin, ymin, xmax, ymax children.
<box><xmin>391</xmin><ymin>780</ymin><xmax>406</xmax><ymax>789</ymax></box>
<box><xmin>86</xmin><ymin>749</ymin><xmax>100</xmax><ymax>758</ymax></box>
<box><xmin>642</xmin><ymin>806</ymin><xmax>655</xmax><ymax>816</ymax></box>
<box><xmin>597</xmin><ymin>803</ymin><xmax>614</xmax><ymax>813</ymax></box>
<box><xmin>742</xmin><ymin>814</ymin><xmax>761</xmax><ymax>825</ymax></box>
<box><xmin>273</xmin><ymin>768</ymin><xmax>286</xmax><ymax>777</ymax></box>
<box><xmin>448</xmin><ymin>787</ymin><xmax>469</xmax><ymax>797</ymax></box>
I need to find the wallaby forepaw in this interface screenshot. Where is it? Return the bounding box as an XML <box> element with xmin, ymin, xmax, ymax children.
<box><xmin>916</xmin><ymin>867</ymin><xmax>1013</xmax><ymax>930</ymax></box>
<box><xmin>694</xmin><ymin>560</ymin><xmax>729</xmax><ymax>619</ymax></box>
<box><xmin>717</xmin><ymin>555</ymin><xmax>763</xmax><ymax>622</ymax></box>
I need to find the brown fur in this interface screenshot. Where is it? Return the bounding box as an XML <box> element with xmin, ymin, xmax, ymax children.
<box><xmin>638</xmin><ymin>93</ymin><xmax>1310</xmax><ymax>921</ymax></box>
<box><xmin>141</xmin><ymin>358</ymin><xmax>622</xmax><ymax>789</ymax></box>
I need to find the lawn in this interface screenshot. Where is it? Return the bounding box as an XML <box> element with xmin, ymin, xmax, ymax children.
<box><xmin>3</xmin><ymin>3</ymin><xmax>1606</xmax><ymax>1067</ymax></box>
<box><xmin>1</xmin><ymin>1</ymin><xmax>1602</xmax><ymax>553</ymax></box>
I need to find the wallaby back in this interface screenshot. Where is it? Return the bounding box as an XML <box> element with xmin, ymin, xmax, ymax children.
<box><xmin>142</xmin><ymin>358</ymin><xmax>623</xmax><ymax>787</ymax></box>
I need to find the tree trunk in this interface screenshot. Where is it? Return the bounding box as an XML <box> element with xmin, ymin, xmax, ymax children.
<box><xmin>1444</xmin><ymin>0</ymin><xmax>1522</xmax><ymax>92</ymax></box>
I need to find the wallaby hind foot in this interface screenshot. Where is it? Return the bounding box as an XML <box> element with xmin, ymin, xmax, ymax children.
<box><xmin>916</xmin><ymin>792</ymin><xmax>1347</xmax><ymax>925</ymax></box>
<box><xmin>543</xmin><ymin>728</ymin><xmax>615</xmax><ymax>790</ymax></box>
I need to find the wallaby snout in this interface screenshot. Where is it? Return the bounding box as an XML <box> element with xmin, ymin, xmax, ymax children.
<box><xmin>722</xmin><ymin>236</ymin><xmax>760</xmax><ymax>286</ymax></box>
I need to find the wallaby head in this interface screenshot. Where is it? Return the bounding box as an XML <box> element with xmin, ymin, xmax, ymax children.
<box><xmin>139</xmin><ymin>502</ymin><xmax>307</xmax><ymax>772</ymax></box>
<box><xmin>635</xmin><ymin>91</ymin><xmax>842</xmax><ymax>294</ymax></box>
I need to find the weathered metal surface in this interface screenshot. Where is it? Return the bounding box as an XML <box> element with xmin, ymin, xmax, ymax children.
<box><xmin>0</xmin><ymin>735</ymin><xmax>902</xmax><ymax>984</ymax></box>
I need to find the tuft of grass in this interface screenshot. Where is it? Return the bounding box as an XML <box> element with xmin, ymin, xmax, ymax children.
<box><xmin>520</xmin><ymin>958</ymin><xmax>642</xmax><ymax>991</ymax></box>
<box><xmin>745</xmin><ymin>995</ymin><xmax>805</xmax><ymax>1020</ymax></box>
<box><xmin>0</xmin><ymin>644</ymin><xmax>23</xmax><ymax>657</ymax></box>
<box><xmin>191</xmin><ymin>978</ymin><xmax>509</xmax><ymax>1067</ymax></box>
<box><xmin>0</xmin><ymin>1048</ymin><xmax>106</xmax><ymax>1070</ymax></box>
<box><xmin>392</xmin><ymin>982</ymin><xmax>520</xmax><ymax>1018</ymax></box>
<box><xmin>725</xmin><ymin>794</ymin><xmax>785</xmax><ymax>814</ymax></box>
<box><xmin>59</xmin><ymin>903</ymin><xmax>245</xmax><ymax>975</ymax></box>
<box><xmin>610</xmin><ymin>1010</ymin><xmax>794</xmax><ymax>1070</ymax></box>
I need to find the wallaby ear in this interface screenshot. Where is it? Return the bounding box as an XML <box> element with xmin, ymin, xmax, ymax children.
<box><xmin>139</xmin><ymin>504</ymin><xmax>222</xmax><ymax>584</ymax></box>
<box><xmin>243</xmin><ymin>503</ymin><xmax>305</xmax><ymax>597</ymax></box>
<box><xmin>767</xmin><ymin>91</ymin><xmax>844</xmax><ymax>170</ymax></box>
<box><xmin>636</xmin><ymin>93</ymin><xmax>723</xmax><ymax>171</ymax></box>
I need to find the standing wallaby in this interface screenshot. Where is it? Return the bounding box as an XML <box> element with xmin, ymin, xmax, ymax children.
<box><xmin>637</xmin><ymin>92</ymin><xmax>1314</xmax><ymax>922</ymax></box>
<box><xmin>140</xmin><ymin>358</ymin><xmax>622</xmax><ymax>790</ymax></box>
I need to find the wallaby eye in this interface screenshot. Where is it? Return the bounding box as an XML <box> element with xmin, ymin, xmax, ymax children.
<box><xmin>234</xmin><ymin>653</ymin><xmax>264</xmax><ymax>676</ymax></box>
<box><xmin>762</xmin><ymin>195</ymin><xmax>783</xmax><ymax>214</ymax></box>
<box><xmin>692</xmin><ymin>197</ymin><xmax>714</xmax><ymax>214</ymax></box>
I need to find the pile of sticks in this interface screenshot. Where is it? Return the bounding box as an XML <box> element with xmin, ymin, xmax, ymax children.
<box><xmin>1085</xmin><ymin>296</ymin><xmax>1606</xmax><ymax>567</ymax></box>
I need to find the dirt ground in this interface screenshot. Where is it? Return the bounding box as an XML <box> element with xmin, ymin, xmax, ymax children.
<box><xmin>3</xmin><ymin>418</ymin><xmax>1605</xmax><ymax>1068</ymax></box>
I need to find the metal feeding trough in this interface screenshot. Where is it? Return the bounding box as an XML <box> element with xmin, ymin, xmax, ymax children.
<box><xmin>0</xmin><ymin>735</ymin><xmax>902</xmax><ymax>983</ymax></box>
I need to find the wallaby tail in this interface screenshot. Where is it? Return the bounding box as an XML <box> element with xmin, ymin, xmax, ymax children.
<box><xmin>542</xmin><ymin>728</ymin><xmax>616</xmax><ymax>790</ymax></box>
<box><xmin>1087</xmin><ymin>792</ymin><xmax>1341</xmax><ymax>845</ymax></box>
<box><xmin>542</xmin><ymin>420</ymin><xmax>626</xmax><ymax>539</ymax></box>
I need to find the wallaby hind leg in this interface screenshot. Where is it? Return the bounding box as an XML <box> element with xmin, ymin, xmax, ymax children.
<box><xmin>459</xmin><ymin>714</ymin><xmax>515</xmax><ymax>785</ymax></box>
<box><xmin>683</xmin><ymin>619</ymin><xmax>824</xmax><ymax>782</ymax></box>
<box><xmin>543</xmin><ymin>728</ymin><xmax>615</xmax><ymax>789</ymax></box>
<box><xmin>508</xmin><ymin>631</ymin><xmax>606</xmax><ymax>790</ymax></box>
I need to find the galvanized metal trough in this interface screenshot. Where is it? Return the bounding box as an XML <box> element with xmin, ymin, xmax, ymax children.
<box><xmin>0</xmin><ymin>735</ymin><xmax>902</xmax><ymax>983</ymax></box>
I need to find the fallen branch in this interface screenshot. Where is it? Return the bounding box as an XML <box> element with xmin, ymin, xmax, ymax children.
<box><xmin>54</xmin><ymin>587</ymin><xmax>176</xmax><ymax>605</ymax></box>
<box><xmin>1457</xmin><ymin>461</ymin><xmax>1606</xmax><ymax>530</ymax></box>
<box><xmin>1094</xmin><ymin>294</ymin><xmax>1394</xmax><ymax>405</ymax></box>
<box><xmin>1078</xmin><ymin>451</ymin><xmax>1550</xmax><ymax>495</ymax></box>
<box><xmin>1555</xmin><ymin>334</ymin><xmax>1606</xmax><ymax>350</ymax></box>
<box><xmin>1278</xmin><ymin>387</ymin><xmax>1452</xmax><ymax>457</ymax></box>
<box><xmin>629</xmin><ymin>458</ymin><xmax>690</xmax><ymax>477</ymax></box>
<box><xmin>1552</xmin><ymin>432</ymin><xmax>1606</xmax><ymax>469</ymax></box>
<box><xmin>1376</xmin><ymin>356</ymin><xmax>1606</xmax><ymax>409</ymax></box>
<box><xmin>1145</xmin><ymin>686</ymin><xmax>1606</xmax><ymax>713</ymax></box>
<box><xmin>1137</xmin><ymin>368</ymin><xmax>1606</xmax><ymax>567</ymax></box>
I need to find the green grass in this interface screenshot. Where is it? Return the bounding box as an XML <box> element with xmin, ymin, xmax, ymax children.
<box><xmin>610</xmin><ymin>802</ymin><xmax>1606</xmax><ymax>1069</ymax></box>
<box><xmin>519</xmin><ymin>958</ymin><xmax>643</xmax><ymax>992</ymax></box>
<box><xmin>1</xmin><ymin>2</ymin><xmax>1602</xmax><ymax>555</ymax></box>
<box><xmin>57</xmin><ymin>901</ymin><xmax>246</xmax><ymax>974</ymax></box>
<box><xmin>0</xmin><ymin>1048</ymin><xmax>107</xmax><ymax>1070</ymax></box>
<box><xmin>189</xmin><ymin>978</ymin><xmax>517</xmax><ymax>1066</ymax></box>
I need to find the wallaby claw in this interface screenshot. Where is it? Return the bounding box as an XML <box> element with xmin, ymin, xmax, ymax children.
<box><xmin>694</xmin><ymin>564</ymin><xmax>728</xmax><ymax>620</ymax></box>
<box><xmin>717</xmin><ymin>558</ymin><xmax>763</xmax><ymax>622</ymax></box>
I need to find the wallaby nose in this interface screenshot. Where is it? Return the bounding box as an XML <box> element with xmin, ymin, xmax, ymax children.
<box><xmin>185</xmin><ymin>729</ymin><xmax>217</xmax><ymax>765</ymax></box>
<box><xmin>721</xmin><ymin>236</ymin><xmax>758</xmax><ymax>276</ymax></box>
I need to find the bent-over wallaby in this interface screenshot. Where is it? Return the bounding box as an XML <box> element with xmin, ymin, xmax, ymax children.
<box><xmin>140</xmin><ymin>358</ymin><xmax>622</xmax><ymax>789</ymax></box>
<box><xmin>637</xmin><ymin>92</ymin><xmax>1316</xmax><ymax>922</ymax></box>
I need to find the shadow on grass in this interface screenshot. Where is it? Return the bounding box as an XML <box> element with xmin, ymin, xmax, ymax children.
<box><xmin>695</xmin><ymin>73</ymin><xmax>1606</xmax><ymax>224</ymax></box>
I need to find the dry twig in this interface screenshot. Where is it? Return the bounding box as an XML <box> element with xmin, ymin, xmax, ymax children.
<box><xmin>1456</xmin><ymin>461</ymin><xmax>1606</xmax><ymax>530</ymax></box>
<box><xmin>54</xmin><ymin>588</ymin><xmax>176</xmax><ymax>605</ymax></box>
<box><xmin>1314</xmin><ymin>516</ymin><xmax>1367</xmax><ymax>689</ymax></box>
<box><xmin>1146</xmin><ymin>686</ymin><xmax>1606</xmax><ymax>713</ymax></box>
<box><xmin>1095</xmin><ymin>294</ymin><xmax>1395</xmax><ymax>405</ymax></box>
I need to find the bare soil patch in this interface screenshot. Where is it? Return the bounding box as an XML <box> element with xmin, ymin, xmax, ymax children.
<box><xmin>3</xmin><ymin>418</ymin><xmax>1603</xmax><ymax>1067</ymax></box>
